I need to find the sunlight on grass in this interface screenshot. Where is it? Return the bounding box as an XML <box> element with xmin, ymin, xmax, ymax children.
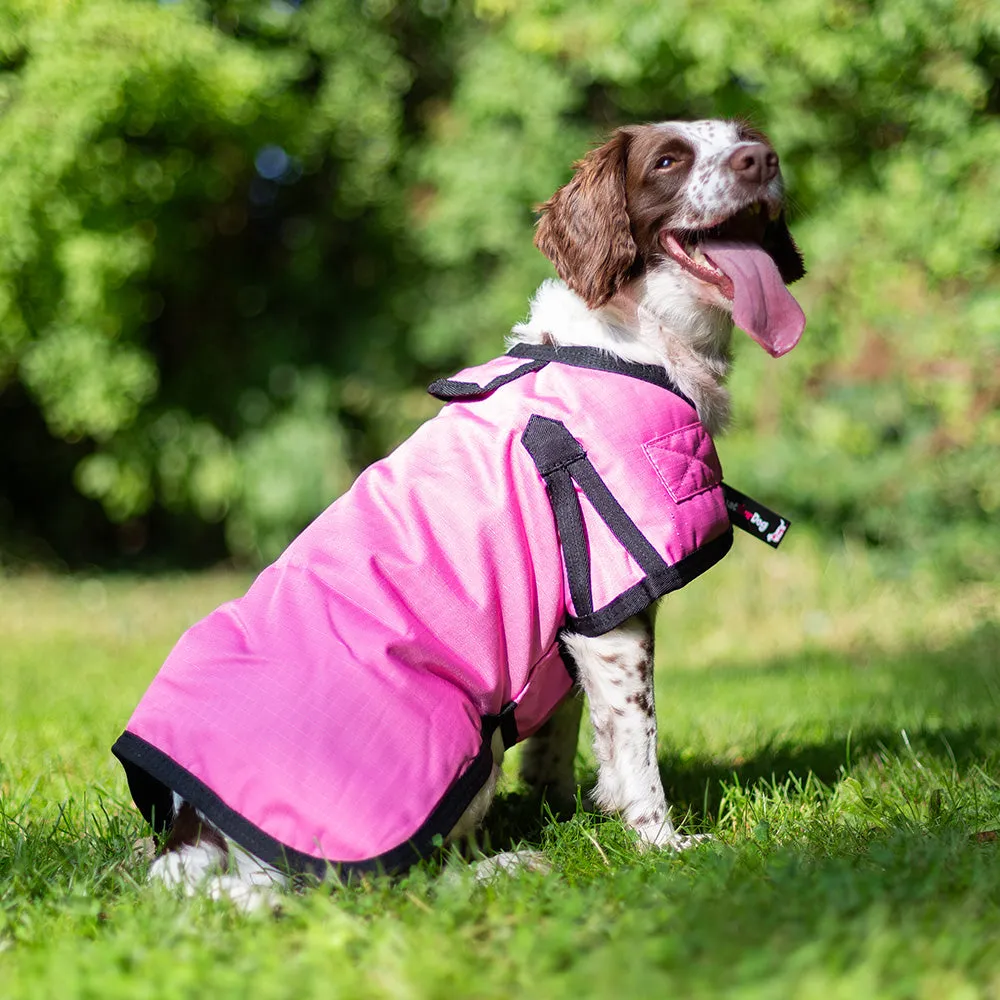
<box><xmin>1</xmin><ymin>572</ymin><xmax>251</xmax><ymax>805</ymax></box>
<box><xmin>1</xmin><ymin>544</ymin><xmax>999</xmax><ymax>998</ymax></box>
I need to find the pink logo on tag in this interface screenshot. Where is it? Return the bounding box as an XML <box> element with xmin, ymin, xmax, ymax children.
<box><xmin>766</xmin><ymin>519</ymin><xmax>787</xmax><ymax>545</ymax></box>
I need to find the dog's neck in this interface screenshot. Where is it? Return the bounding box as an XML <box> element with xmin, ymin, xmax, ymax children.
<box><xmin>510</xmin><ymin>277</ymin><xmax>734</xmax><ymax>436</ymax></box>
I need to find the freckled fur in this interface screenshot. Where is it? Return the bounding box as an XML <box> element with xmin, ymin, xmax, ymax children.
<box><xmin>560</xmin><ymin>615</ymin><xmax>682</xmax><ymax>846</ymax></box>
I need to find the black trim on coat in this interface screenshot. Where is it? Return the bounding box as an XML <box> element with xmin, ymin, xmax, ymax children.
<box><xmin>506</xmin><ymin>343</ymin><xmax>694</xmax><ymax>406</ymax></box>
<box><xmin>428</xmin><ymin>360</ymin><xmax>549</xmax><ymax>401</ymax></box>
<box><xmin>521</xmin><ymin>414</ymin><xmax>733</xmax><ymax>639</ymax></box>
<box><xmin>489</xmin><ymin>700</ymin><xmax>520</xmax><ymax>750</ymax></box>
<box><xmin>112</xmin><ymin>704</ymin><xmax>511</xmax><ymax>880</ymax></box>
<box><xmin>564</xmin><ymin>529</ymin><xmax>732</xmax><ymax>637</ymax></box>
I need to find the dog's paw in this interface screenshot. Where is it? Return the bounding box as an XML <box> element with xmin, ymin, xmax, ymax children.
<box><xmin>633</xmin><ymin>821</ymin><xmax>712</xmax><ymax>853</ymax></box>
<box><xmin>149</xmin><ymin>840</ymin><xmax>288</xmax><ymax>914</ymax></box>
<box><xmin>204</xmin><ymin>875</ymin><xmax>285</xmax><ymax>914</ymax></box>
<box><xmin>148</xmin><ymin>844</ymin><xmax>221</xmax><ymax>889</ymax></box>
<box><xmin>472</xmin><ymin>850</ymin><xmax>552</xmax><ymax>883</ymax></box>
<box><xmin>660</xmin><ymin>832</ymin><xmax>712</xmax><ymax>852</ymax></box>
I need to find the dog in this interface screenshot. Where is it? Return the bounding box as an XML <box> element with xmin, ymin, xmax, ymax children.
<box><xmin>114</xmin><ymin>119</ymin><xmax>805</xmax><ymax>908</ymax></box>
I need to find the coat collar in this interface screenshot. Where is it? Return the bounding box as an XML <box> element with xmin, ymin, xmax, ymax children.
<box><xmin>506</xmin><ymin>343</ymin><xmax>693</xmax><ymax>404</ymax></box>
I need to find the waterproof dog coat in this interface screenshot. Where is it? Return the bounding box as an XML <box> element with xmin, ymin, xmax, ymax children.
<box><xmin>113</xmin><ymin>344</ymin><xmax>733</xmax><ymax>876</ymax></box>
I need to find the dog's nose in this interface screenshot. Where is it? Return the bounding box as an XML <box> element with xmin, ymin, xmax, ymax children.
<box><xmin>729</xmin><ymin>143</ymin><xmax>779</xmax><ymax>184</ymax></box>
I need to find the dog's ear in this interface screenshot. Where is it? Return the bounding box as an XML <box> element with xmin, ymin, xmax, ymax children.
<box><xmin>534</xmin><ymin>129</ymin><xmax>636</xmax><ymax>309</ymax></box>
<box><xmin>763</xmin><ymin>211</ymin><xmax>807</xmax><ymax>284</ymax></box>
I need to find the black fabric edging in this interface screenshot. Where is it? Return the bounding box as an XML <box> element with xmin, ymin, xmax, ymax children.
<box><xmin>564</xmin><ymin>528</ymin><xmax>733</xmax><ymax>637</ymax></box>
<box><xmin>506</xmin><ymin>343</ymin><xmax>694</xmax><ymax>406</ymax></box>
<box><xmin>112</xmin><ymin>724</ymin><xmax>499</xmax><ymax>880</ymax></box>
<box><xmin>428</xmin><ymin>360</ymin><xmax>548</xmax><ymax>401</ymax></box>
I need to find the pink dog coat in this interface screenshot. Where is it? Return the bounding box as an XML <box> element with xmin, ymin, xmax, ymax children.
<box><xmin>113</xmin><ymin>345</ymin><xmax>733</xmax><ymax>876</ymax></box>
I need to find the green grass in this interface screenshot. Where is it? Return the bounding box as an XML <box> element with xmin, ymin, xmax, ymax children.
<box><xmin>2</xmin><ymin>537</ymin><xmax>1000</xmax><ymax>998</ymax></box>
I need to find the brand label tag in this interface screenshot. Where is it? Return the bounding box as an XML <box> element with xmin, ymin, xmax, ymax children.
<box><xmin>722</xmin><ymin>484</ymin><xmax>790</xmax><ymax>549</ymax></box>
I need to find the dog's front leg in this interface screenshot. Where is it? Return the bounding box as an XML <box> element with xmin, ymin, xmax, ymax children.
<box><xmin>562</xmin><ymin>611</ymin><xmax>692</xmax><ymax>850</ymax></box>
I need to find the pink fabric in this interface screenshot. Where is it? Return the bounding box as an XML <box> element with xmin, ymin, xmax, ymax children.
<box><xmin>643</xmin><ymin>424</ymin><xmax>724</xmax><ymax>503</ymax></box>
<box><xmin>120</xmin><ymin>355</ymin><xmax>731</xmax><ymax>867</ymax></box>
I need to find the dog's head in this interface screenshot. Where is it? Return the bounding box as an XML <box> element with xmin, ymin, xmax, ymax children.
<box><xmin>534</xmin><ymin>119</ymin><xmax>807</xmax><ymax>357</ymax></box>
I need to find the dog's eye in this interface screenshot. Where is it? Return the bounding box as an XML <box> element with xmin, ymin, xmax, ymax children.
<box><xmin>656</xmin><ymin>156</ymin><xmax>677</xmax><ymax>169</ymax></box>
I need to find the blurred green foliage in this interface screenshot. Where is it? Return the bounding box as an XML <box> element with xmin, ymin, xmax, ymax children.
<box><xmin>0</xmin><ymin>0</ymin><xmax>997</xmax><ymax>573</ymax></box>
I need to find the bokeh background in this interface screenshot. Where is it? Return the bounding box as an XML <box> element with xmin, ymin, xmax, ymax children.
<box><xmin>1</xmin><ymin>0</ymin><xmax>998</xmax><ymax>576</ymax></box>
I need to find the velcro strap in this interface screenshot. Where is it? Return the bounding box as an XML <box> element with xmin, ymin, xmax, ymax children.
<box><xmin>484</xmin><ymin>701</ymin><xmax>519</xmax><ymax>750</ymax></box>
<box><xmin>428</xmin><ymin>360</ymin><xmax>548</xmax><ymax>401</ymax></box>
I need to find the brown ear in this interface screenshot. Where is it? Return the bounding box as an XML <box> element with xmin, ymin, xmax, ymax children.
<box><xmin>534</xmin><ymin>129</ymin><xmax>636</xmax><ymax>309</ymax></box>
<box><xmin>762</xmin><ymin>211</ymin><xmax>807</xmax><ymax>284</ymax></box>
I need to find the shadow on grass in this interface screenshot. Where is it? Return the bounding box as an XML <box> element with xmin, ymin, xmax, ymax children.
<box><xmin>478</xmin><ymin>620</ymin><xmax>1000</xmax><ymax>853</ymax></box>
<box><xmin>666</xmin><ymin>620</ymin><xmax>1000</xmax><ymax>815</ymax></box>
<box><xmin>661</xmin><ymin>721</ymin><xmax>1000</xmax><ymax>824</ymax></box>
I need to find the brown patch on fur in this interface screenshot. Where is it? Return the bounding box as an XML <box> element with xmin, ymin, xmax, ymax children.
<box><xmin>534</xmin><ymin>130</ymin><xmax>636</xmax><ymax>308</ymax></box>
<box><xmin>592</xmin><ymin>721</ymin><xmax>614</xmax><ymax>758</ymax></box>
<box><xmin>621</xmin><ymin>128</ymin><xmax>697</xmax><ymax>259</ymax></box>
<box><xmin>631</xmin><ymin>808</ymin><xmax>664</xmax><ymax>827</ymax></box>
<box><xmin>161</xmin><ymin>802</ymin><xmax>228</xmax><ymax>856</ymax></box>
<box><xmin>734</xmin><ymin>119</ymin><xmax>772</xmax><ymax>147</ymax></box>
<box><xmin>627</xmin><ymin>690</ymin><xmax>655</xmax><ymax>716</ymax></box>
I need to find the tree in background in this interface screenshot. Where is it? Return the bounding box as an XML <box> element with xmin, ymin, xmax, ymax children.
<box><xmin>1</xmin><ymin>0</ymin><xmax>997</xmax><ymax>576</ymax></box>
<box><xmin>0</xmin><ymin>0</ymin><xmax>447</xmax><ymax>564</ymax></box>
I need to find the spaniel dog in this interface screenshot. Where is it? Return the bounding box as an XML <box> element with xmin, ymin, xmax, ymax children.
<box><xmin>116</xmin><ymin>119</ymin><xmax>806</xmax><ymax>908</ymax></box>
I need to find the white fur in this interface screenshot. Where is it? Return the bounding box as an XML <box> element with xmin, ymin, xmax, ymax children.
<box><xmin>149</xmin><ymin>792</ymin><xmax>288</xmax><ymax>911</ymax></box>
<box><xmin>512</xmin><ymin>273</ymin><xmax>734</xmax><ymax>437</ymax></box>
<box><xmin>510</xmin><ymin>279</ymin><xmax>666</xmax><ymax>366</ymax></box>
<box><xmin>561</xmin><ymin>616</ymin><xmax>679</xmax><ymax>845</ymax></box>
<box><xmin>657</xmin><ymin>120</ymin><xmax>786</xmax><ymax>229</ymax></box>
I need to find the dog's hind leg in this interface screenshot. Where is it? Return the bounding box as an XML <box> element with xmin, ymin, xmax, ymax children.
<box><xmin>149</xmin><ymin>798</ymin><xmax>288</xmax><ymax>912</ymax></box>
<box><xmin>446</xmin><ymin>725</ymin><xmax>555</xmax><ymax>882</ymax></box>
<box><xmin>562</xmin><ymin>610</ymin><xmax>701</xmax><ymax>850</ymax></box>
<box><xmin>518</xmin><ymin>691</ymin><xmax>584</xmax><ymax>813</ymax></box>
<box><xmin>149</xmin><ymin>798</ymin><xmax>229</xmax><ymax>888</ymax></box>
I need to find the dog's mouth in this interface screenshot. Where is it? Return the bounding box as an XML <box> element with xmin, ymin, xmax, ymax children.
<box><xmin>660</xmin><ymin>201</ymin><xmax>774</xmax><ymax>298</ymax></box>
<box><xmin>658</xmin><ymin>201</ymin><xmax>805</xmax><ymax>358</ymax></box>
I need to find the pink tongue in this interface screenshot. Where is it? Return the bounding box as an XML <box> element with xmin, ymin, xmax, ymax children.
<box><xmin>702</xmin><ymin>239</ymin><xmax>805</xmax><ymax>357</ymax></box>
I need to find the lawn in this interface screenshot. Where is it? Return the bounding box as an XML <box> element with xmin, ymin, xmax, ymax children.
<box><xmin>2</xmin><ymin>535</ymin><xmax>999</xmax><ymax>998</ymax></box>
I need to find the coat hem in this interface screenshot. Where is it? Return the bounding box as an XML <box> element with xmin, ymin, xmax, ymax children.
<box><xmin>564</xmin><ymin>527</ymin><xmax>734</xmax><ymax>637</ymax></box>
<box><xmin>112</xmin><ymin>730</ymin><xmax>496</xmax><ymax>879</ymax></box>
